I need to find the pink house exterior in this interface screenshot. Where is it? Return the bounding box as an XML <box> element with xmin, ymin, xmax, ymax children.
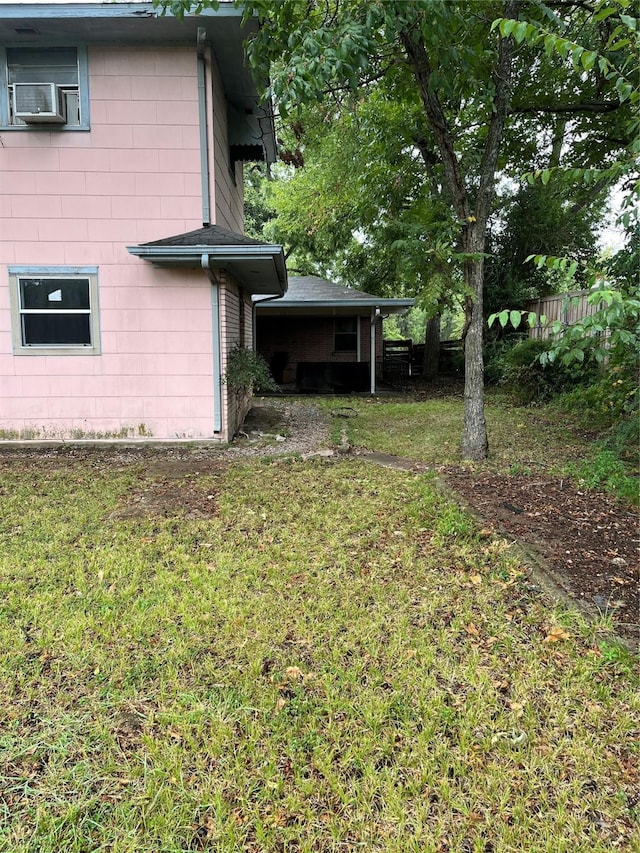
<box><xmin>0</xmin><ymin>2</ymin><xmax>286</xmax><ymax>442</ymax></box>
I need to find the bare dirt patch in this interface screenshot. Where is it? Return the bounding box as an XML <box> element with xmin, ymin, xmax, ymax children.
<box><xmin>442</xmin><ymin>467</ymin><xmax>639</xmax><ymax>646</ymax></box>
<box><xmin>111</xmin><ymin>462</ymin><xmax>226</xmax><ymax>520</ymax></box>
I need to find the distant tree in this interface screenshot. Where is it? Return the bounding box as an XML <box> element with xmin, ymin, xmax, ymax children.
<box><xmin>243</xmin><ymin>164</ymin><xmax>275</xmax><ymax>241</ymax></box>
<box><xmin>484</xmin><ymin>181</ymin><xmax>608</xmax><ymax>320</ymax></box>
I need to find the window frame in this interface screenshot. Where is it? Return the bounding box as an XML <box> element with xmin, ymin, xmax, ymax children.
<box><xmin>0</xmin><ymin>45</ymin><xmax>90</xmax><ymax>131</ymax></box>
<box><xmin>334</xmin><ymin>316</ymin><xmax>359</xmax><ymax>353</ymax></box>
<box><xmin>8</xmin><ymin>266</ymin><xmax>101</xmax><ymax>356</ymax></box>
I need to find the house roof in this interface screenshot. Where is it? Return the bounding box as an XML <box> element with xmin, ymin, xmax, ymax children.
<box><xmin>0</xmin><ymin>1</ymin><xmax>276</xmax><ymax>162</ymax></box>
<box><xmin>127</xmin><ymin>225</ymin><xmax>287</xmax><ymax>296</ymax></box>
<box><xmin>254</xmin><ymin>276</ymin><xmax>414</xmax><ymax>314</ymax></box>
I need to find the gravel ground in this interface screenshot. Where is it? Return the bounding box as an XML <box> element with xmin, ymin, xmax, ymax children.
<box><xmin>229</xmin><ymin>399</ymin><xmax>333</xmax><ymax>458</ymax></box>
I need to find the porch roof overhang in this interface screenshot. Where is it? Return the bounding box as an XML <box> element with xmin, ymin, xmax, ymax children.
<box><xmin>127</xmin><ymin>225</ymin><xmax>287</xmax><ymax>296</ymax></box>
<box><xmin>255</xmin><ymin>302</ymin><xmax>415</xmax><ymax>318</ymax></box>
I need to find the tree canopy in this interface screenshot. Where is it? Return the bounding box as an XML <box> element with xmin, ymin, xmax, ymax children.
<box><xmin>163</xmin><ymin>0</ymin><xmax>638</xmax><ymax>460</ymax></box>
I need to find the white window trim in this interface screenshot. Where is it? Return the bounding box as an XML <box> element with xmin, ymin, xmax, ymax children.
<box><xmin>8</xmin><ymin>266</ymin><xmax>101</xmax><ymax>356</ymax></box>
<box><xmin>0</xmin><ymin>45</ymin><xmax>90</xmax><ymax>131</ymax></box>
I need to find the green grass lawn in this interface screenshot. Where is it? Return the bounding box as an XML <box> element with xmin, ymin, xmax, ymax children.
<box><xmin>0</xmin><ymin>453</ymin><xmax>637</xmax><ymax>852</ymax></box>
<box><xmin>317</xmin><ymin>391</ymin><xmax>638</xmax><ymax>502</ymax></box>
<box><xmin>318</xmin><ymin>392</ymin><xmax>591</xmax><ymax>468</ymax></box>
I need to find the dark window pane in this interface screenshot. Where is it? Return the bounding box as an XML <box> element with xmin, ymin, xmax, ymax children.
<box><xmin>335</xmin><ymin>317</ymin><xmax>358</xmax><ymax>351</ymax></box>
<box><xmin>335</xmin><ymin>334</ymin><xmax>358</xmax><ymax>352</ymax></box>
<box><xmin>20</xmin><ymin>279</ymin><xmax>90</xmax><ymax>310</ymax></box>
<box><xmin>8</xmin><ymin>47</ymin><xmax>78</xmax><ymax>85</ymax></box>
<box><xmin>335</xmin><ymin>317</ymin><xmax>357</xmax><ymax>334</ymax></box>
<box><xmin>22</xmin><ymin>313</ymin><xmax>91</xmax><ymax>345</ymax></box>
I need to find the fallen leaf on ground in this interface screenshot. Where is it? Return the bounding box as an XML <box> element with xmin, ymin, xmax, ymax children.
<box><xmin>543</xmin><ymin>626</ymin><xmax>571</xmax><ymax>643</ymax></box>
<box><xmin>285</xmin><ymin>666</ymin><xmax>303</xmax><ymax>680</ymax></box>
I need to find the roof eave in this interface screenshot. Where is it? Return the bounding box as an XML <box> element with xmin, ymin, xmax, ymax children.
<box><xmin>126</xmin><ymin>244</ymin><xmax>287</xmax><ymax>296</ymax></box>
<box><xmin>256</xmin><ymin>299</ymin><xmax>415</xmax><ymax>312</ymax></box>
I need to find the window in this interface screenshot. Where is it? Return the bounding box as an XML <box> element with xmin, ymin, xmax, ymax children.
<box><xmin>8</xmin><ymin>267</ymin><xmax>100</xmax><ymax>355</ymax></box>
<box><xmin>1</xmin><ymin>46</ymin><xmax>89</xmax><ymax>129</ymax></box>
<box><xmin>334</xmin><ymin>317</ymin><xmax>358</xmax><ymax>352</ymax></box>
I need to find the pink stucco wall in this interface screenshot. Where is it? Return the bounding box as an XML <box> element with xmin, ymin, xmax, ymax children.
<box><xmin>209</xmin><ymin>51</ymin><xmax>245</xmax><ymax>234</ymax></box>
<box><xmin>0</xmin><ymin>45</ymin><xmax>243</xmax><ymax>440</ymax></box>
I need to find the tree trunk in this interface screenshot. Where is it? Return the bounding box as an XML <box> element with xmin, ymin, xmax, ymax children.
<box><xmin>549</xmin><ymin>116</ymin><xmax>567</xmax><ymax>168</ymax></box>
<box><xmin>423</xmin><ymin>314</ymin><xmax>440</xmax><ymax>380</ymax></box>
<box><xmin>461</xmin><ymin>230</ymin><xmax>488</xmax><ymax>460</ymax></box>
<box><xmin>399</xmin><ymin>0</ymin><xmax>517</xmax><ymax>460</ymax></box>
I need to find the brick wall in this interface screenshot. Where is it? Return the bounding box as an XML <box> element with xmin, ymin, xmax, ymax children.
<box><xmin>257</xmin><ymin>314</ymin><xmax>384</xmax><ymax>384</ymax></box>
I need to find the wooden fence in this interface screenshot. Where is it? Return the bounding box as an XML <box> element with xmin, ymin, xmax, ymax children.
<box><xmin>524</xmin><ymin>290</ymin><xmax>600</xmax><ymax>339</ymax></box>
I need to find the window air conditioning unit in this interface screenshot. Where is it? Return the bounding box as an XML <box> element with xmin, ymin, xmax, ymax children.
<box><xmin>12</xmin><ymin>83</ymin><xmax>67</xmax><ymax>124</ymax></box>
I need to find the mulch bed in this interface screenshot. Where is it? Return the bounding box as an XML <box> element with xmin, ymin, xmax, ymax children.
<box><xmin>442</xmin><ymin>467</ymin><xmax>639</xmax><ymax>647</ymax></box>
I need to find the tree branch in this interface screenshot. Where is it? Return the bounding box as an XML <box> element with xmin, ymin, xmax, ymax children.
<box><xmin>475</xmin><ymin>0</ymin><xmax>518</xmax><ymax>227</ymax></box>
<box><xmin>398</xmin><ymin>27</ymin><xmax>469</xmax><ymax>219</ymax></box>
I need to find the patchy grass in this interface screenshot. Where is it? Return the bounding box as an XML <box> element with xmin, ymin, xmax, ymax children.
<box><xmin>318</xmin><ymin>393</ymin><xmax>638</xmax><ymax>499</ymax></box>
<box><xmin>0</xmin><ymin>455</ymin><xmax>637</xmax><ymax>852</ymax></box>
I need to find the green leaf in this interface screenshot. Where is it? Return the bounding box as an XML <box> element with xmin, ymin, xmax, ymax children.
<box><xmin>510</xmin><ymin>310</ymin><xmax>523</xmax><ymax>329</ymax></box>
<box><xmin>514</xmin><ymin>22</ymin><xmax>528</xmax><ymax>44</ymax></box>
<box><xmin>615</xmin><ymin>77</ymin><xmax>633</xmax><ymax>103</ymax></box>
<box><xmin>570</xmin><ymin>45</ymin><xmax>584</xmax><ymax>68</ymax></box>
<box><xmin>498</xmin><ymin>309</ymin><xmax>510</xmax><ymax>329</ymax></box>
<box><xmin>594</xmin><ymin>6</ymin><xmax>617</xmax><ymax>22</ymax></box>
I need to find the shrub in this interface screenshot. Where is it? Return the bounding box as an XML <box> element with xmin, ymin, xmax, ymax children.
<box><xmin>223</xmin><ymin>345</ymin><xmax>280</xmax><ymax>394</ymax></box>
<box><xmin>498</xmin><ymin>338</ymin><xmax>599</xmax><ymax>404</ymax></box>
<box><xmin>483</xmin><ymin>336</ymin><xmax>519</xmax><ymax>386</ymax></box>
<box><xmin>556</xmin><ymin>366</ymin><xmax>639</xmax><ymax>462</ymax></box>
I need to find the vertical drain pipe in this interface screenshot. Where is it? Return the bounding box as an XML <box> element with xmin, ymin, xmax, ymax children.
<box><xmin>202</xmin><ymin>254</ymin><xmax>222</xmax><ymax>434</ymax></box>
<box><xmin>198</xmin><ymin>31</ymin><xmax>217</xmax><ymax>431</ymax></box>
<box><xmin>197</xmin><ymin>27</ymin><xmax>211</xmax><ymax>226</ymax></box>
<box><xmin>370</xmin><ymin>307</ymin><xmax>377</xmax><ymax>395</ymax></box>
